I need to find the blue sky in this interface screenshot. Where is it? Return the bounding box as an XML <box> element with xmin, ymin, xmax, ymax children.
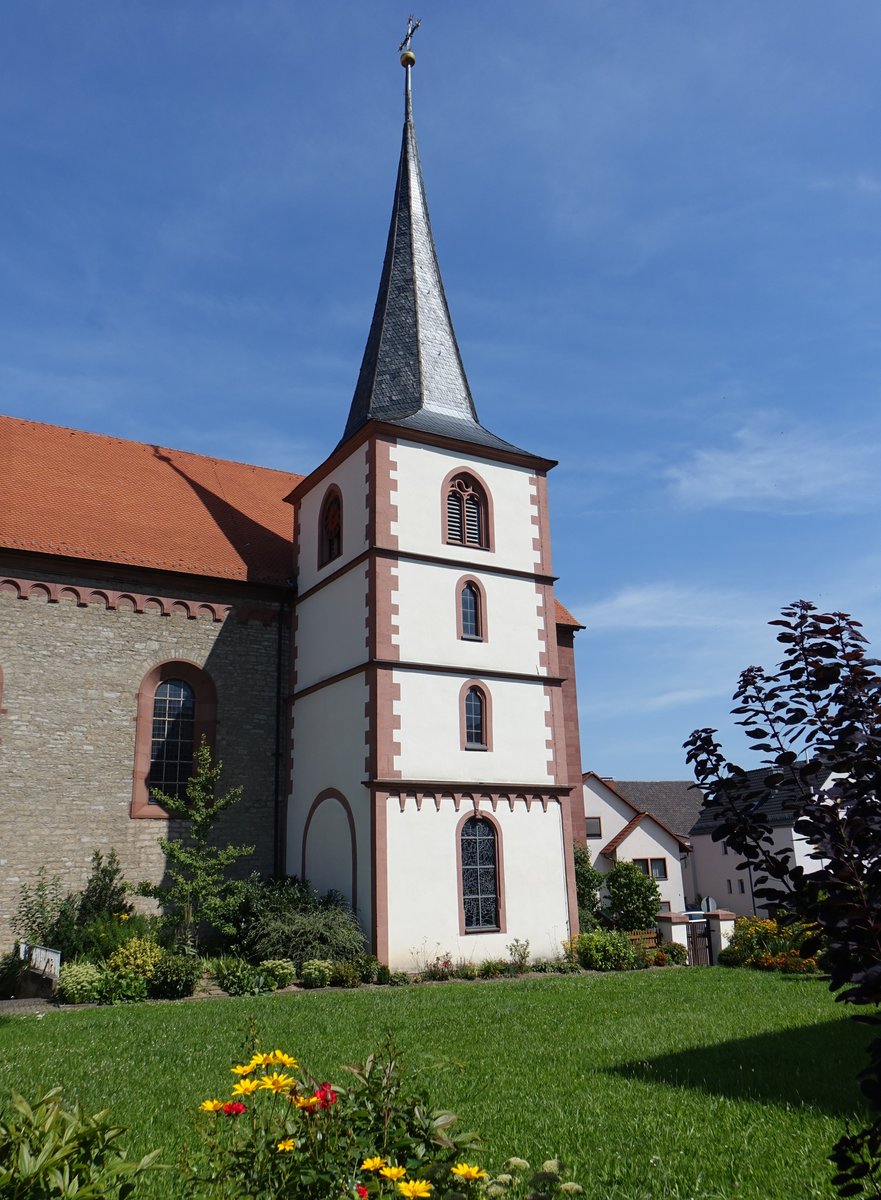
<box><xmin>3</xmin><ymin>2</ymin><xmax>881</xmax><ymax>779</ymax></box>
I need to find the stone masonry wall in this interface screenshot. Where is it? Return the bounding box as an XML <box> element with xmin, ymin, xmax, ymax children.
<box><xmin>0</xmin><ymin>562</ymin><xmax>288</xmax><ymax>949</ymax></box>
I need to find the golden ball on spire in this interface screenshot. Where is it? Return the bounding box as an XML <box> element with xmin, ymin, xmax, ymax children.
<box><xmin>400</xmin><ymin>49</ymin><xmax>416</xmax><ymax>68</ymax></box>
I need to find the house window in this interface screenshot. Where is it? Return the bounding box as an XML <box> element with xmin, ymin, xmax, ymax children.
<box><xmin>633</xmin><ymin>858</ymin><xmax>649</xmax><ymax>875</ymax></box>
<box><xmin>131</xmin><ymin>660</ymin><xmax>217</xmax><ymax>818</ymax></box>
<box><xmin>149</xmin><ymin>679</ymin><xmax>195</xmax><ymax>802</ymax></box>
<box><xmin>722</xmin><ymin>843</ymin><xmax>728</xmax><ymax>856</ymax></box>
<box><xmin>738</xmin><ymin>879</ymin><xmax>746</xmax><ymax>895</ymax></box>
<box><xmin>460</xmin><ymin>816</ymin><xmax>499</xmax><ymax>931</ymax></box>
<box><xmin>465</xmin><ymin>687</ymin><xmax>485</xmax><ymax>748</ymax></box>
<box><xmin>318</xmin><ymin>487</ymin><xmax>342</xmax><ymax>567</ymax></box>
<box><xmin>585</xmin><ymin>817</ymin><xmax>602</xmax><ymax>839</ymax></box>
<box><xmin>726</xmin><ymin>879</ymin><xmax>733</xmax><ymax>894</ymax></box>
<box><xmin>456</xmin><ymin>577</ymin><xmax>487</xmax><ymax>641</ymax></box>
<box><xmin>659</xmin><ymin>901</ymin><xmax>671</xmax><ymax>913</ymax></box>
<box><xmin>443</xmin><ymin>471</ymin><xmax>493</xmax><ymax>550</ymax></box>
<box><xmin>651</xmin><ymin>858</ymin><xmax>668</xmax><ymax>881</ymax></box>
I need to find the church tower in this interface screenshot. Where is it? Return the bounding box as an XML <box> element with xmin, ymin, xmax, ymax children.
<box><xmin>287</xmin><ymin>35</ymin><xmax>581</xmax><ymax>968</ymax></box>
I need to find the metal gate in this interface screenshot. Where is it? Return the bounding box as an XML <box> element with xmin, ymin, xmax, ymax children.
<box><xmin>686</xmin><ymin>919</ymin><xmax>713</xmax><ymax>966</ymax></box>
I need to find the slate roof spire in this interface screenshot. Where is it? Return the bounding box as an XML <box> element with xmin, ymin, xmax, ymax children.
<box><xmin>340</xmin><ymin>32</ymin><xmax>527</xmax><ymax>456</ymax></box>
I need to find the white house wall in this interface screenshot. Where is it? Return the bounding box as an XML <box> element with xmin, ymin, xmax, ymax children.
<box><xmin>296</xmin><ymin>563</ymin><xmax>369</xmax><ymax>690</ymax></box>
<box><xmin>393</xmin><ymin>671</ymin><xmax>552</xmax><ymax>784</ymax></box>
<box><xmin>392</xmin><ymin>560</ymin><xmax>545</xmax><ymax>673</ymax></box>
<box><xmin>288</xmin><ymin>674</ymin><xmax>371</xmax><ymax>929</ymax></box>
<box><xmin>296</xmin><ymin>446</ymin><xmax>369</xmax><ymax>596</ymax></box>
<box><xmin>391</xmin><ymin>441</ymin><xmax>540</xmax><ymax>573</ymax></box>
<box><xmin>384</xmin><ymin>798</ymin><xmax>570</xmax><ymax>969</ymax></box>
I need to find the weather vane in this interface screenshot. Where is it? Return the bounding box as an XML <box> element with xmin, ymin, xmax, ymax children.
<box><xmin>399</xmin><ymin>15</ymin><xmax>420</xmax><ymax>67</ymax></box>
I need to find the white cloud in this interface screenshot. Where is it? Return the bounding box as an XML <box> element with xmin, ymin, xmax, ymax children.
<box><xmin>667</xmin><ymin>420</ymin><xmax>880</xmax><ymax>512</ymax></box>
<box><xmin>810</xmin><ymin>173</ymin><xmax>881</xmax><ymax>196</ymax></box>
<box><xmin>576</xmin><ymin>583</ymin><xmax>766</xmax><ymax>632</ymax></box>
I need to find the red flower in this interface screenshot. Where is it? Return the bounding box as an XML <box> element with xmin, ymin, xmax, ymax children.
<box><xmin>315</xmin><ymin>1083</ymin><xmax>338</xmax><ymax>1109</ymax></box>
<box><xmin>357</xmin><ymin>1187</ymin><xmax>368</xmax><ymax>1199</ymax></box>
<box><xmin>223</xmin><ymin>1101</ymin><xmax>247</xmax><ymax>1117</ymax></box>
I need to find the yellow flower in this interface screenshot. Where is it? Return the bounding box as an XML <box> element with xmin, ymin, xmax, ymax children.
<box><xmin>450</xmin><ymin>1164</ymin><xmax>487</xmax><ymax>1182</ymax></box>
<box><xmin>250</xmin><ymin>1052</ymin><xmax>274</xmax><ymax>1067</ymax></box>
<box><xmin>231</xmin><ymin>1063</ymin><xmax>255</xmax><ymax>1077</ymax></box>
<box><xmin>361</xmin><ymin>1157</ymin><xmax>387</xmax><ymax>1171</ymax></box>
<box><xmin>231</xmin><ymin>1079</ymin><xmax>260</xmax><ymax>1096</ymax></box>
<box><xmin>277</xmin><ymin>1137</ymin><xmax>296</xmax><ymax>1152</ymax></box>
<box><xmin>258</xmin><ymin>1072</ymin><xmax>297</xmax><ymax>1094</ymax></box>
<box><xmin>268</xmin><ymin>1049</ymin><xmax>298</xmax><ymax>1068</ymax></box>
<box><xmin>293</xmin><ymin>1094</ymin><xmax>320</xmax><ymax>1110</ymax></box>
<box><xmin>117</xmin><ymin>912</ymin><xmax>131</xmax><ymax>921</ymax></box>
<box><xmin>199</xmin><ymin>1099</ymin><xmax>224</xmax><ymax>1112</ymax></box>
<box><xmin>380</xmin><ymin>1166</ymin><xmax>407</xmax><ymax>1182</ymax></box>
<box><xmin>398</xmin><ymin>1182</ymin><xmax>432</xmax><ymax>1198</ymax></box>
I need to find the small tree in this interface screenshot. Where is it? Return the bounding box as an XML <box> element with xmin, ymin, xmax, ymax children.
<box><xmin>604</xmin><ymin>861</ymin><xmax>661</xmax><ymax>931</ymax></box>
<box><xmin>139</xmin><ymin>738</ymin><xmax>254</xmax><ymax>949</ymax></box>
<box><xmin>685</xmin><ymin>600</ymin><xmax>881</xmax><ymax>1198</ymax></box>
<box><xmin>573</xmin><ymin>843</ymin><xmax>603</xmax><ymax>929</ymax></box>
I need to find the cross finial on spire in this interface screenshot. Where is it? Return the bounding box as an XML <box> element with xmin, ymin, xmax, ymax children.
<box><xmin>399</xmin><ymin>15</ymin><xmax>420</xmax><ymax>68</ymax></box>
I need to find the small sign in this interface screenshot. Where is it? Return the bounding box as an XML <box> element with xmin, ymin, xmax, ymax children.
<box><xmin>28</xmin><ymin>946</ymin><xmax>62</xmax><ymax>979</ymax></box>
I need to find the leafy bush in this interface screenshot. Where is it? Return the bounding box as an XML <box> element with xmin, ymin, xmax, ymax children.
<box><xmin>604</xmin><ymin>861</ymin><xmax>662</xmax><ymax>931</ymax></box>
<box><xmin>387</xmin><ymin>970</ymin><xmax>411</xmax><ymax>986</ymax></box>
<box><xmin>300</xmin><ymin>959</ymin><xmax>333</xmax><ymax>988</ymax></box>
<box><xmin>569</xmin><ymin>929</ymin><xmax>637</xmax><ymax>972</ymax></box>
<box><xmin>478</xmin><ymin>959</ymin><xmax>508</xmax><ymax>979</ymax></box>
<box><xmin>243</xmin><ymin>896</ymin><xmax>367</xmax><ymax>968</ymax></box>
<box><xmin>486</xmin><ymin>1156</ymin><xmax>583</xmax><ymax>1200</ymax></box>
<box><xmin>107</xmin><ymin>936</ymin><xmax>163</xmax><ymax>981</ymax></box>
<box><xmin>214</xmin><ymin>958</ymin><xmax>273</xmax><ymax>996</ymax></box>
<box><xmin>422</xmin><ymin>953</ymin><xmax>454</xmax><ymax>981</ymax></box>
<box><xmin>149</xmin><ymin>953</ymin><xmax>203</xmax><ymax>999</ymax></box>
<box><xmin>0</xmin><ymin>1088</ymin><xmax>160</xmax><ymax>1198</ymax></box>
<box><xmin>57</xmin><ymin>962</ymin><xmax>104</xmax><ymax>1005</ymax></box>
<box><xmin>659</xmin><ymin>941</ymin><xmax>688</xmax><ymax>966</ymax></box>
<box><xmin>0</xmin><ymin>950</ymin><xmax>27</xmax><ymax>1000</ymax></box>
<box><xmin>715</xmin><ymin>916</ymin><xmax>818</xmax><ymax>972</ymax></box>
<box><xmin>354</xmin><ymin>954</ymin><xmax>381</xmax><ymax>984</ymax></box>
<box><xmin>99</xmin><ymin>971</ymin><xmax>148</xmax><ymax>1005</ymax></box>
<box><xmin>573</xmin><ymin>844</ymin><xmax>603</xmax><ymax>927</ymax></box>
<box><xmin>329</xmin><ymin>960</ymin><xmax>362</xmax><ymax>989</ymax></box>
<box><xmin>12</xmin><ymin>869</ymin><xmax>78</xmax><ymax>954</ymax></box>
<box><xmin>507</xmin><ymin>938</ymin><xmax>531</xmax><ymax>974</ymax></box>
<box><xmin>375</xmin><ymin>963</ymin><xmax>392</xmax><ymax>985</ymax></box>
<box><xmin>258</xmin><ymin>959</ymin><xmax>297</xmax><ymax>989</ymax></box>
<box><xmin>453</xmin><ymin>961</ymin><xmax>479</xmax><ymax>980</ymax></box>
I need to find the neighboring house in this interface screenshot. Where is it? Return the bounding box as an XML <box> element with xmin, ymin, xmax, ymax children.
<box><xmin>581</xmin><ymin>773</ymin><xmax>695</xmax><ymax>914</ymax></box>
<box><xmin>689</xmin><ymin>765</ymin><xmax>833</xmax><ymax>916</ymax></box>
<box><xmin>0</xmin><ymin>56</ymin><xmax>586</xmax><ymax>966</ymax></box>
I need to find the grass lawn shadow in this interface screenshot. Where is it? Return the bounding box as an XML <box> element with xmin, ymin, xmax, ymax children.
<box><xmin>607</xmin><ymin>1016</ymin><xmax>872</xmax><ymax>1117</ymax></box>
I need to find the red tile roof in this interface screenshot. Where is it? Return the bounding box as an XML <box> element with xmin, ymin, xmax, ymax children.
<box><xmin>554</xmin><ymin>598</ymin><xmax>583</xmax><ymax>628</ymax></box>
<box><xmin>0</xmin><ymin>416</ymin><xmax>303</xmax><ymax>586</ymax></box>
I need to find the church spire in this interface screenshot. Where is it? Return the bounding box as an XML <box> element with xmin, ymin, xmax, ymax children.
<box><xmin>341</xmin><ymin>25</ymin><xmax>524</xmax><ymax>455</ymax></box>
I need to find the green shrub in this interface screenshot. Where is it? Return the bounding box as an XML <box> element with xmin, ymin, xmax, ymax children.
<box><xmin>604</xmin><ymin>861</ymin><xmax>662</xmax><ymax>931</ymax></box>
<box><xmin>245</xmin><ymin>902</ymin><xmax>367</xmax><ymax>969</ymax></box>
<box><xmin>354</xmin><ymin>954</ymin><xmax>381</xmax><ymax>984</ymax></box>
<box><xmin>717</xmin><ymin>916</ymin><xmax>820</xmax><ymax>971</ymax></box>
<box><xmin>507</xmin><ymin>938</ymin><xmax>531</xmax><ymax>974</ymax></box>
<box><xmin>478</xmin><ymin>958</ymin><xmax>507</xmax><ymax>979</ymax></box>
<box><xmin>659</xmin><ymin>940</ymin><xmax>688</xmax><ymax>965</ymax></box>
<box><xmin>0</xmin><ymin>950</ymin><xmax>27</xmax><ymax>1000</ymax></box>
<box><xmin>330</xmin><ymin>960</ymin><xmax>362</xmax><ymax>989</ymax></box>
<box><xmin>421</xmin><ymin>953</ymin><xmax>454</xmax><ymax>981</ymax></box>
<box><xmin>0</xmin><ymin>1087</ymin><xmax>160</xmax><ymax>1197</ymax></box>
<box><xmin>387</xmin><ymin>970</ymin><xmax>411</xmax><ymax>986</ymax></box>
<box><xmin>57</xmin><ymin>962</ymin><xmax>104</xmax><ymax>1005</ymax></box>
<box><xmin>106</xmin><ymin>936</ymin><xmax>163</xmax><ymax>980</ymax></box>
<box><xmin>375</xmin><ymin>963</ymin><xmax>392</xmax><ymax>985</ymax></box>
<box><xmin>214</xmin><ymin>958</ymin><xmax>273</xmax><ymax>996</ymax></box>
<box><xmin>300</xmin><ymin>959</ymin><xmax>333</xmax><ymax>988</ymax></box>
<box><xmin>258</xmin><ymin>958</ymin><xmax>297</xmax><ymax>989</ymax></box>
<box><xmin>99</xmin><ymin>971</ymin><xmax>148</xmax><ymax>1005</ymax></box>
<box><xmin>149</xmin><ymin>953</ymin><xmax>203</xmax><ymax>999</ymax></box>
<box><xmin>573</xmin><ymin>843</ymin><xmax>603</xmax><ymax>925</ymax></box>
<box><xmin>571</xmin><ymin>929</ymin><xmax>637</xmax><ymax>972</ymax></box>
<box><xmin>453</xmin><ymin>960</ymin><xmax>479</xmax><ymax>980</ymax></box>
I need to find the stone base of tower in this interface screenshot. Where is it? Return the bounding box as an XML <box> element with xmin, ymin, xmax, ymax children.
<box><xmin>376</xmin><ymin>790</ymin><xmax>575</xmax><ymax>971</ymax></box>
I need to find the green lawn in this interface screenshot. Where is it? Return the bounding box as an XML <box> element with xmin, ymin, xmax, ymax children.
<box><xmin>0</xmin><ymin>968</ymin><xmax>870</xmax><ymax>1199</ymax></box>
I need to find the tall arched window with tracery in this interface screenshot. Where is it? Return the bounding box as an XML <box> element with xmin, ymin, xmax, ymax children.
<box><xmin>131</xmin><ymin>661</ymin><xmax>216</xmax><ymax>818</ymax></box>
<box><xmin>319</xmin><ymin>487</ymin><xmax>343</xmax><ymax>568</ymax></box>
<box><xmin>443</xmin><ymin>472</ymin><xmax>493</xmax><ymax>550</ymax></box>
<box><xmin>460</xmin><ymin>816</ymin><xmax>500</xmax><ymax>931</ymax></box>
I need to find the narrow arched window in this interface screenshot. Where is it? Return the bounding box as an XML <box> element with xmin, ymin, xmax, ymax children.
<box><xmin>445</xmin><ymin>474</ymin><xmax>491</xmax><ymax>549</ymax></box>
<box><xmin>461</xmin><ymin>582</ymin><xmax>481</xmax><ymax>639</ymax></box>
<box><xmin>149</xmin><ymin>679</ymin><xmax>195</xmax><ymax>802</ymax></box>
<box><xmin>461</xmin><ymin>817</ymin><xmax>499</xmax><ymax>930</ymax></box>
<box><xmin>131</xmin><ymin>661</ymin><xmax>217</xmax><ymax>818</ymax></box>
<box><xmin>319</xmin><ymin>487</ymin><xmax>342</xmax><ymax>567</ymax></box>
<box><xmin>465</xmin><ymin>686</ymin><xmax>485</xmax><ymax>748</ymax></box>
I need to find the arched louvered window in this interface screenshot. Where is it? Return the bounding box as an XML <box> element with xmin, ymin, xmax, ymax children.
<box><xmin>461</xmin><ymin>582</ymin><xmax>480</xmax><ymax>639</ymax></box>
<box><xmin>465</xmin><ymin>686</ymin><xmax>486</xmax><ymax>748</ymax></box>
<box><xmin>149</xmin><ymin>679</ymin><xmax>195</xmax><ymax>802</ymax></box>
<box><xmin>319</xmin><ymin>487</ymin><xmax>343</xmax><ymax>567</ymax></box>
<box><xmin>444</xmin><ymin>474</ymin><xmax>491</xmax><ymax>550</ymax></box>
<box><xmin>460</xmin><ymin>816</ymin><xmax>500</xmax><ymax>930</ymax></box>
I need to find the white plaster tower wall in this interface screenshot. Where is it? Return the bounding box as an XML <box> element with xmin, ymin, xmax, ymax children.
<box><xmin>295</xmin><ymin>447</ymin><xmax>370</xmax><ymax>596</ymax></box>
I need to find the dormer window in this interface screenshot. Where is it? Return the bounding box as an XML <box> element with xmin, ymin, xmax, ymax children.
<box><xmin>319</xmin><ymin>487</ymin><xmax>343</xmax><ymax>567</ymax></box>
<box><xmin>444</xmin><ymin>473</ymin><xmax>492</xmax><ymax>550</ymax></box>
